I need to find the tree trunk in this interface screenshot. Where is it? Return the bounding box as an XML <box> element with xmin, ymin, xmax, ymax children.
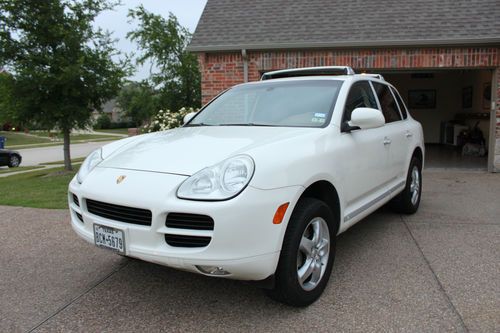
<box><xmin>63</xmin><ymin>127</ymin><xmax>72</xmax><ymax>171</ymax></box>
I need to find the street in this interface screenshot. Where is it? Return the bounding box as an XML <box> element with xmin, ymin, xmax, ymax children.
<box><xmin>14</xmin><ymin>141</ymin><xmax>115</xmax><ymax>166</ymax></box>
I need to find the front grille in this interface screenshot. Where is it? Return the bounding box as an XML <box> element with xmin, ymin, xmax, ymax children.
<box><xmin>165</xmin><ymin>234</ymin><xmax>211</xmax><ymax>248</ymax></box>
<box><xmin>75</xmin><ymin>212</ymin><xmax>83</xmax><ymax>222</ymax></box>
<box><xmin>165</xmin><ymin>213</ymin><xmax>214</xmax><ymax>231</ymax></box>
<box><xmin>85</xmin><ymin>199</ymin><xmax>152</xmax><ymax>226</ymax></box>
<box><xmin>72</xmin><ymin>193</ymin><xmax>80</xmax><ymax>207</ymax></box>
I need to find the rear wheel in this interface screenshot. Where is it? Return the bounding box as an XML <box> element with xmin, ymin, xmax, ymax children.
<box><xmin>390</xmin><ymin>156</ymin><xmax>422</xmax><ymax>214</ymax></box>
<box><xmin>266</xmin><ymin>198</ymin><xmax>336</xmax><ymax>307</ymax></box>
<box><xmin>8</xmin><ymin>155</ymin><xmax>20</xmax><ymax>168</ymax></box>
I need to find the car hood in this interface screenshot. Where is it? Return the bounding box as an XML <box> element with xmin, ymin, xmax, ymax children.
<box><xmin>99</xmin><ymin>126</ymin><xmax>318</xmax><ymax>175</ymax></box>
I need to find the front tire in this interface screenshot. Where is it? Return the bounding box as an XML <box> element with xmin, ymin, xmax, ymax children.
<box><xmin>266</xmin><ymin>198</ymin><xmax>336</xmax><ymax>307</ymax></box>
<box><xmin>8</xmin><ymin>155</ymin><xmax>20</xmax><ymax>168</ymax></box>
<box><xmin>390</xmin><ymin>156</ymin><xmax>422</xmax><ymax>214</ymax></box>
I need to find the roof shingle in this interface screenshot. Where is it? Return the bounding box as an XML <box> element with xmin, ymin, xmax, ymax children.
<box><xmin>188</xmin><ymin>0</ymin><xmax>500</xmax><ymax>51</ymax></box>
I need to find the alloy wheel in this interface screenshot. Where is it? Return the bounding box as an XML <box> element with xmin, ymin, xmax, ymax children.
<box><xmin>296</xmin><ymin>217</ymin><xmax>330</xmax><ymax>291</ymax></box>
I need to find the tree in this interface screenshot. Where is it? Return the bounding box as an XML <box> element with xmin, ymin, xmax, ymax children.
<box><xmin>127</xmin><ymin>6</ymin><xmax>201</xmax><ymax>112</ymax></box>
<box><xmin>0</xmin><ymin>0</ymin><xmax>129</xmax><ymax>170</ymax></box>
<box><xmin>0</xmin><ymin>70</ymin><xmax>19</xmax><ymax>125</ymax></box>
<box><xmin>116</xmin><ymin>81</ymin><xmax>158</xmax><ymax>127</ymax></box>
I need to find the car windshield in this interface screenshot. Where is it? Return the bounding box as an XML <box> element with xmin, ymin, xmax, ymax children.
<box><xmin>188</xmin><ymin>80</ymin><xmax>343</xmax><ymax>127</ymax></box>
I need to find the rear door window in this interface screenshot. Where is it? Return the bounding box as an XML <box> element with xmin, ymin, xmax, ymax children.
<box><xmin>390</xmin><ymin>86</ymin><xmax>408</xmax><ymax>119</ymax></box>
<box><xmin>372</xmin><ymin>82</ymin><xmax>402</xmax><ymax>123</ymax></box>
<box><xmin>343</xmin><ymin>81</ymin><xmax>378</xmax><ymax>122</ymax></box>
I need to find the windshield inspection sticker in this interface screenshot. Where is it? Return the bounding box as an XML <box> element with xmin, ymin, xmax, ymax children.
<box><xmin>314</xmin><ymin>113</ymin><xmax>326</xmax><ymax>118</ymax></box>
<box><xmin>311</xmin><ymin>117</ymin><xmax>326</xmax><ymax>123</ymax></box>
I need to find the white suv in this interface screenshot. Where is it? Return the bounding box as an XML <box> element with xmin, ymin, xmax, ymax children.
<box><xmin>69</xmin><ymin>66</ymin><xmax>424</xmax><ymax>306</ymax></box>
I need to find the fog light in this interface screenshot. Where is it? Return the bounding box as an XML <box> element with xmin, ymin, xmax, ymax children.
<box><xmin>196</xmin><ymin>265</ymin><xmax>231</xmax><ymax>276</ymax></box>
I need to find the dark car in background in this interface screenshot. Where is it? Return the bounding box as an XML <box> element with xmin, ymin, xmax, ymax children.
<box><xmin>0</xmin><ymin>149</ymin><xmax>22</xmax><ymax>168</ymax></box>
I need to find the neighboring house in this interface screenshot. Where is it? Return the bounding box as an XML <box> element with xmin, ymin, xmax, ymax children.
<box><xmin>187</xmin><ymin>0</ymin><xmax>500</xmax><ymax>172</ymax></box>
<box><xmin>92</xmin><ymin>99</ymin><xmax>127</xmax><ymax>123</ymax></box>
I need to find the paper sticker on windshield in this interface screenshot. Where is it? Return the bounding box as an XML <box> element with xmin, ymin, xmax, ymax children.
<box><xmin>314</xmin><ymin>113</ymin><xmax>326</xmax><ymax>118</ymax></box>
<box><xmin>311</xmin><ymin>117</ymin><xmax>326</xmax><ymax>123</ymax></box>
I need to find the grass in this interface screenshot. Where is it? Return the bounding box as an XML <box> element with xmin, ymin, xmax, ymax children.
<box><xmin>42</xmin><ymin>157</ymin><xmax>85</xmax><ymax>165</ymax></box>
<box><xmin>29</xmin><ymin>131</ymin><xmax>117</xmax><ymax>141</ymax></box>
<box><xmin>0</xmin><ymin>131</ymin><xmax>51</xmax><ymax>147</ymax></box>
<box><xmin>0</xmin><ymin>165</ymin><xmax>45</xmax><ymax>174</ymax></box>
<box><xmin>5</xmin><ymin>136</ymin><xmax>119</xmax><ymax>150</ymax></box>
<box><xmin>0</xmin><ymin>166</ymin><xmax>78</xmax><ymax>209</ymax></box>
<box><xmin>94</xmin><ymin>128</ymin><xmax>129</xmax><ymax>135</ymax></box>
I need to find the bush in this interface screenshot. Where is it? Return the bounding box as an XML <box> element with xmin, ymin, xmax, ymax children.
<box><xmin>94</xmin><ymin>114</ymin><xmax>112</xmax><ymax>129</ymax></box>
<box><xmin>143</xmin><ymin>107</ymin><xmax>198</xmax><ymax>133</ymax></box>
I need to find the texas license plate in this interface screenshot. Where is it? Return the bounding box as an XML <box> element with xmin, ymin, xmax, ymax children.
<box><xmin>93</xmin><ymin>224</ymin><xmax>125</xmax><ymax>254</ymax></box>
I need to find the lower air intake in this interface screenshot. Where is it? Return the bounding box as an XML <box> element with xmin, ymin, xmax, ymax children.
<box><xmin>164</xmin><ymin>234</ymin><xmax>211</xmax><ymax>248</ymax></box>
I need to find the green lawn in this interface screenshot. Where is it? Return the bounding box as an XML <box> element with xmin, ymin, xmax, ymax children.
<box><xmin>0</xmin><ymin>165</ymin><xmax>45</xmax><ymax>174</ymax></box>
<box><xmin>0</xmin><ymin>131</ymin><xmax>51</xmax><ymax>147</ymax></box>
<box><xmin>1</xmin><ymin>131</ymin><xmax>120</xmax><ymax>149</ymax></box>
<box><xmin>29</xmin><ymin>131</ymin><xmax>117</xmax><ymax>141</ymax></box>
<box><xmin>0</xmin><ymin>166</ymin><xmax>77</xmax><ymax>209</ymax></box>
<box><xmin>94</xmin><ymin>128</ymin><xmax>130</xmax><ymax>135</ymax></box>
<box><xmin>42</xmin><ymin>157</ymin><xmax>85</xmax><ymax>165</ymax></box>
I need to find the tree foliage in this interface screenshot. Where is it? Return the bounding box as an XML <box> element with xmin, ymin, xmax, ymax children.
<box><xmin>0</xmin><ymin>0</ymin><xmax>129</xmax><ymax>170</ymax></box>
<box><xmin>0</xmin><ymin>70</ymin><xmax>20</xmax><ymax>124</ymax></box>
<box><xmin>116</xmin><ymin>81</ymin><xmax>158</xmax><ymax>127</ymax></box>
<box><xmin>127</xmin><ymin>6</ymin><xmax>201</xmax><ymax>111</ymax></box>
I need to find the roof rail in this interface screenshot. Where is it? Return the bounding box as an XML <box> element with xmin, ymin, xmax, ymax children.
<box><xmin>359</xmin><ymin>73</ymin><xmax>385</xmax><ymax>81</ymax></box>
<box><xmin>261</xmin><ymin>66</ymin><xmax>355</xmax><ymax>80</ymax></box>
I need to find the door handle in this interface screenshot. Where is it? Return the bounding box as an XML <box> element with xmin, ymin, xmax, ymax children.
<box><xmin>383</xmin><ymin>137</ymin><xmax>392</xmax><ymax>145</ymax></box>
<box><xmin>405</xmin><ymin>131</ymin><xmax>413</xmax><ymax>138</ymax></box>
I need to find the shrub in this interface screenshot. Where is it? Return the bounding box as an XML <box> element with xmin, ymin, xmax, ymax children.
<box><xmin>94</xmin><ymin>114</ymin><xmax>112</xmax><ymax>129</ymax></box>
<box><xmin>143</xmin><ymin>107</ymin><xmax>198</xmax><ymax>133</ymax></box>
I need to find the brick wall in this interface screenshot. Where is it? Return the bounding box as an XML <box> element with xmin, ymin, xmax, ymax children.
<box><xmin>199</xmin><ymin>47</ymin><xmax>500</xmax><ymax>104</ymax></box>
<box><xmin>197</xmin><ymin>46</ymin><xmax>500</xmax><ymax>171</ymax></box>
<box><xmin>495</xmin><ymin>68</ymin><xmax>500</xmax><ymax>171</ymax></box>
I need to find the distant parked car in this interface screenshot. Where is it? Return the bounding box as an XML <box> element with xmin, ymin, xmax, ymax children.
<box><xmin>0</xmin><ymin>149</ymin><xmax>22</xmax><ymax>167</ymax></box>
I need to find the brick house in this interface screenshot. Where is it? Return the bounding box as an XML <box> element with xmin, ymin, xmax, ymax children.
<box><xmin>187</xmin><ymin>0</ymin><xmax>500</xmax><ymax>172</ymax></box>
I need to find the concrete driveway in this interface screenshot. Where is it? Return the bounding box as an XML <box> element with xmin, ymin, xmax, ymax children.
<box><xmin>1</xmin><ymin>171</ymin><xmax>498</xmax><ymax>332</ymax></box>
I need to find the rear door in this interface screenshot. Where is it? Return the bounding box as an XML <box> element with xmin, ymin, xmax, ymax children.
<box><xmin>371</xmin><ymin>82</ymin><xmax>407</xmax><ymax>182</ymax></box>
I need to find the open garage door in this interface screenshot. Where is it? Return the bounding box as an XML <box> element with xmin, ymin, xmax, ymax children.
<box><xmin>381</xmin><ymin>70</ymin><xmax>494</xmax><ymax>171</ymax></box>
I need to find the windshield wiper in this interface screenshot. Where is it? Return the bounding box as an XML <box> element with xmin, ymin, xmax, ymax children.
<box><xmin>184</xmin><ymin>123</ymin><xmax>215</xmax><ymax>127</ymax></box>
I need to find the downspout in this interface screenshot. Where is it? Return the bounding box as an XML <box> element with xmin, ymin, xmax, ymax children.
<box><xmin>241</xmin><ymin>49</ymin><xmax>248</xmax><ymax>83</ymax></box>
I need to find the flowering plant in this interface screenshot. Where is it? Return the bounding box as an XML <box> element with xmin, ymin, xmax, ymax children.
<box><xmin>143</xmin><ymin>107</ymin><xmax>198</xmax><ymax>132</ymax></box>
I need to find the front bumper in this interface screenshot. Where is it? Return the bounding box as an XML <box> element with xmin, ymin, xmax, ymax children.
<box><xmin>68</xmin><ymin>167</ymin><xmax>302</xmax><ymax>281</ymax></box>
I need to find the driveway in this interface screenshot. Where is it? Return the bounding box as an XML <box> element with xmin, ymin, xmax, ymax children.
<box><xmin>1</xmin><ymin>171</ymin><xmax>498</xmax><ymax>332</ymax></box>
<box><xmin>13</xmin><ymin>141</ymin><xmax>115</xmax><ymax>166</ymax></box>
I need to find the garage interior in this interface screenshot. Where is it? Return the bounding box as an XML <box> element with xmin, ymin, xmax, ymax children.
<box><xmin>382</xmin><ymin>70</ymin><xmax>493</xmax><ymax>170</ymax></box>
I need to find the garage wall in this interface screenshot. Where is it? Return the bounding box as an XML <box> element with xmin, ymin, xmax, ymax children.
<box><xmin>385</xmin><ymin>71</ymin><xmax>492</xmax><ymax>143</ymax></box>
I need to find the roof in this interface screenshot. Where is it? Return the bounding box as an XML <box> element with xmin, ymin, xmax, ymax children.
<box><xmin>188</xmin><ymin>0</ymin><xmax>500</xmax><ymax>52</ymax></box>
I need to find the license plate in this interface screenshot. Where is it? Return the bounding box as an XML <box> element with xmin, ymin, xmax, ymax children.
<box><xmin>93</xmin><ymin>224</ymin><xmax>125</xmax><ymax>254</ymax></box>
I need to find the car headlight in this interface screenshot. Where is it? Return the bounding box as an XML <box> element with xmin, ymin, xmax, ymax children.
<box><xmin>177</xmin><ymin>155</ymin><xmax>255</xmax><ymax>201</ymax></box>
<box><xmin>77</xmin><ymin>148</ymin><xmax>103</xmax><ymax>184</ymax></box>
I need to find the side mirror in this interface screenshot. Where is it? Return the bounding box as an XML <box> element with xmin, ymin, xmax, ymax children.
<box><xmin>183</xmin><ymin>112</ymin><xmax>197</xmax><ymax>125</ymax></box>
<box><xmin>348</xmin><ymin>107</ymin><xmax>385</xmax><ymax>130</ymax></box>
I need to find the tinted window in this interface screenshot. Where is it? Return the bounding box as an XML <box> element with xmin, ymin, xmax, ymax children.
<box><xmin>372</xmin><ymin>82</ymin><xmax>402</xmax><ymax>123</ymax></box>
<box><xmin>343</xmin><ymin>81</ymin><xmax>378</xmax><ymax>122</ymax></box>
<box><xmin>190</xmin><ymin>80</ymin><xmax>343</xmax><ymax>128</ymax></box>
<box><xmin>391</xmin><ymin>86</ymin><xmax>408</xmax><ymax>119</ymax></box>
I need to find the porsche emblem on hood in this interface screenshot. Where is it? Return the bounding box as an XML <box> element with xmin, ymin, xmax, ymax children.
<box><xmin>116</xmin><ymin>175</ymin><xmax>126</xmax><ymax>184</ymax></box>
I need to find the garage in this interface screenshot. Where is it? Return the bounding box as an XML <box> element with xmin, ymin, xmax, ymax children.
<box><xmin>381</xmin><ymin>70</ymin><xmax>495</xmax><ymax>170</ymax></box>
<box><xmin>187</xmin><ymin>0</ymin><xmax>500</xmax><ymax>172</ymax></box>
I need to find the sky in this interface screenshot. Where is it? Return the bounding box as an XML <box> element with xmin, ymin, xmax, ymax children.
<box><xmin>94</xmin><ymin>0</ymin><xmax>208</xmax><ymax>81</ymax></box>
